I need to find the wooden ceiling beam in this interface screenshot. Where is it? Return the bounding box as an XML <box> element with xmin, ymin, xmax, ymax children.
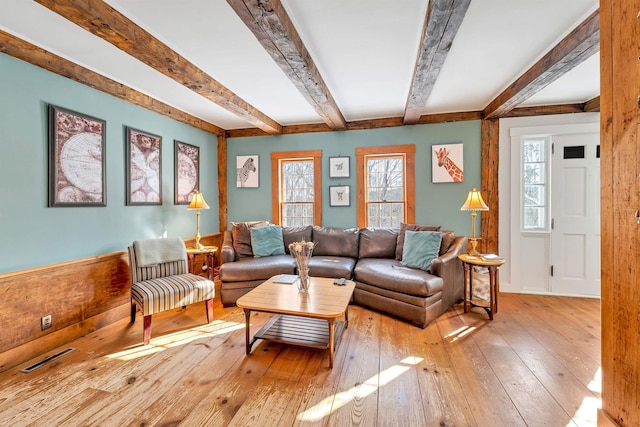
<box><xmin>227</xmin><ymin>0</ymin><xmax>346</xmax><ymax>130</ymax></box>
<box><xmin>403</xmin><ymin>0</ymin><xmax>472</xmax><ymax>125</ymax></box>
<box><xmin>35</xmin><ymin>0</ymin><xmax>282</xmax><ymax>134</ymax></box>
<box><xmin>501</xmin><ymin>103</ymin><xmax>585</xmax><ymax>118</ymax></box>
<box><xmin>0</xmin><ymin>29</ymin><xmax>222</xmax><ymax>135</ymax></box>
<box><xmin>583</xmin><ymin>96</ymin><xmax>600</xmax><ymax>112</ymax></box>
<box><xmin>483</xmin><ymin>9</ymin><xmax>600</xmax><ymax>119</ymax></box>
<box><xmin>225</xmin><ymin>111</ymin><xmax>483</xmax><ymax>138</ymax></box>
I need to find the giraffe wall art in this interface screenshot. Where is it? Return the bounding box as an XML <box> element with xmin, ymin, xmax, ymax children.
<box><xmin>432</xmin><ymin>143</ymin><xmax>464</xmax><ymax>183</ymax></box>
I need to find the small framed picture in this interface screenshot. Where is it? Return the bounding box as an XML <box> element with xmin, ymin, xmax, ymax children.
<box><xmin>329</xmin><ymin>156</ymin><xmax>350</xmax><ymax>178</ymax></box>
<box><xmin>329</xmin><ymin>185</ymin><xmax>350</xmax><ymax>207</ymax></box>
<box><xmin>126</xmin><ymin>127</ymin><xmax>162</xmax><ymax>206</ymax></box>
<box><xmin>432</xmin><ymin>143</ymin><xmax>464</xmax><ymax>183</ymax></box>
<box><xmin>48</xmin><ymin>104</ymin><xmax>106</xmax><ymax>207</ymax></box>
<box><xmin>174</xmin><ymin>141</ymin><xmax>200</xmax><ymax>205</ymax></box>
<box><xmin>236</xmin><ymin>155</ymin><xmax>259</xmax><ymax>188</ymax></box>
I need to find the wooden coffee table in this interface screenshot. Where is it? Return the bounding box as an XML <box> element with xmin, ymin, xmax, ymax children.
<box><xmin>236</xmin><ymin>275</ymin><xmax>355</xmax><ymax>368</ymax></box>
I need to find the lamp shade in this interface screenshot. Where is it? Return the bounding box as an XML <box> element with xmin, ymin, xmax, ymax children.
<box><xmin>460</xmin><ymin>188</ymin><xmax>488</xmax><ymax>211</ymax></box>
<box><xmin>187</xmin><ymin>191</ymin><xmax>210</xmax><ymax>210</ymax></box>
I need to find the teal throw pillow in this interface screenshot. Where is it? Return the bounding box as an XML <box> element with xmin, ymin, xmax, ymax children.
<box><xmin>250</xmin><ymin>225</ymin><xmax>286</xmax><ymax>257</ymax></box>
<box><xmin>400</xmin><ymin>231</ymin><xmax>442</xmax><ymax>272</ymax></box>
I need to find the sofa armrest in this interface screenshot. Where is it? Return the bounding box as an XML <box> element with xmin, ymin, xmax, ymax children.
<box><xmin>430</xmin><ymin>236</ymin><xmax>467</xmax><ymax>308</ymax></box>
<box><xmin>221</xmin><ymin>231</ymin><xmax>236</xmax><ymax>264</ymax></box>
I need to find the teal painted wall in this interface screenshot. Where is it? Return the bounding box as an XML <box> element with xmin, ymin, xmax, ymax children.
<box><xmin>227</xmin><ymin>121</ymin><xmax>481</xmax><ymax>234</ymax></box>
<box><xmin>0</xmin><ymin>53</ymin><xmax>218</xmax><ymax>274</ymax></box>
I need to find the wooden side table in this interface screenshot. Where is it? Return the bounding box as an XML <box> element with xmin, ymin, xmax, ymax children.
<box><xmin>458</xmin><ymin>254</ymin><xmax>506</xmax><ymax>320</ymax></box>
<box><xmin>186</xmin><ymin>246</ymin><xmax>218</xmax><ymax>280</ymax></box>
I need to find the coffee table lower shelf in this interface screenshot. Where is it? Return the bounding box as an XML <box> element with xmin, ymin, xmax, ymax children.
<box><xmin>251</xmin><ymin>314</ymin><xmax>346</xmax><ymax>360</ymax></box>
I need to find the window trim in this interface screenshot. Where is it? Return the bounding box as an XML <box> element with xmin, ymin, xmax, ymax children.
<box><xmin>271</xmin><ymin>150</ymin><xmax>322</xmax><ymax>226</ymax></box>
<box><xmin>520</xmin><ymin>136</ymin><xmax>551</xmax><ymax>233</ymax></box>
<box><xmin>356</xmin><ymin>144</ymin><xmax>415</xmax><ymax>228</ymax></box>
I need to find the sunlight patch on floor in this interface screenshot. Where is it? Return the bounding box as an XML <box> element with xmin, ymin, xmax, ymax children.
<box><xmin>567</xmin><ymin>367</ymin><xmax>602</xmax><ymax>427</ymax></box>
<box><xmin>296</xmin><ymin>356</ymin><xmax>424</xmax><ymax>422</ymax></box>
<box><xmin>445</xmin><ymin>325</ymin><xmax>476</xmax><ymax>342</ymax></box>
<box><xmin>588</xmin><ymin>367</ymin><xmax>601</xmax><ymax>393</ymax></box>
<box><xmin>106</xmin><ymin>320</ymin><xmax>244</xmax><ymax>361</ymax></box>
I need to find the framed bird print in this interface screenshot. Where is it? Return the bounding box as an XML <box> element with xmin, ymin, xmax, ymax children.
<box><xmin>329</xmin><ymin>185</ymin><xmax>350</xmax><ymax>207</ymax></box>
<box><xmin>329</xmin><ymin>156</ymin><xmax>350</xmax><ymax>178</ymax></box>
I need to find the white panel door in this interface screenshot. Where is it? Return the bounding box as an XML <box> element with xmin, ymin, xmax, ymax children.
<box><xmin>550</xmin><ymin>133</ymin><xmax>600</xmax><ymax>296</ymax></box>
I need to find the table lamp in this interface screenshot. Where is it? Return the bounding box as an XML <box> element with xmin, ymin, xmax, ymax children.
<box><xmin>460</xmin><ymin>188</ymin><xmax>489</xmax><ymax>256</ymax></box>
<box><xmin>187</xmin><ymin>190</ymin><xmax>209</xmax><ymax>250</ymax></box>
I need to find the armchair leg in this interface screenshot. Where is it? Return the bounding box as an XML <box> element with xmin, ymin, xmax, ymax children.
<box><xmin>143</xmin><ymin>315</ymin><xmax>152</xmax><ymax>345</ymax></box>
<box><xmin>205</xmin><ymin>299</ymin><xmax>214</xmax><ymax>323</ymax></box>
<box><xmin>130</xmin><ymin>302</ymin><xmax>137</xmax><ymax>323</ymax></box>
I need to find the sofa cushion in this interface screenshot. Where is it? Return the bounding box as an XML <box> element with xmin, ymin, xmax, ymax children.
<box><xmin>219</xmin><ymin>254</ymin><xmax>295</xmax><ymax>282</ymax></box>
<box><xmin>354</xmin><ymin>258</ymin><xmax>443</xmax><ymax>297</ymax></box>
<box><xmin>309</xmin><ymin>256</ymin><xmax>356</xmax><ymax>279</ymax></box>
<box><xmin>401</xmin><ymin>231</ymin><xmax>442</xmax><ymax>272</ymax></box>
<box><xmin>395</xmin><ymin>223</ymin><xmax>441</xmax><ymax>260</ymax></box>
<box><xmin>231</xmin><ymin>220</ymin><xmax>269</xmax><ymax>259</ymax></box>
<box><xmin>312</xmin><ymin>226</ymin><xmax>359</xmax><ymax>258</ymax></box>
<box><xmin>440</xmin><ymin>230</ymin><xmax>456</xmax><ymax>255</ymax></box>
<box><xmin>282</xmin><ymin>225</ymin><xmax>313</xmax><ymax>254</ymax></box>
<box><xmin>358</xmin><ymin>227</ymin><xmax>398</xmax><ymax>259</ymax></box>
<box><xmin>250</xmin><ymin>225</ymin><xmax>285</xmax><ymax>257</ymax></box>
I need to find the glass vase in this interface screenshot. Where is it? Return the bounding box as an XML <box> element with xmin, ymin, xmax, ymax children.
<box><xmin>297</xmin><ymin>266</ymin><xmax>310</xmax><ymax>293</ymax></box>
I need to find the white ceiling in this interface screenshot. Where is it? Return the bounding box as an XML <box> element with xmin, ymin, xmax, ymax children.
<box><xmin>0</xmin><ymin>0</ymin><xmax>599</xmax><ymax>131</ymax></box>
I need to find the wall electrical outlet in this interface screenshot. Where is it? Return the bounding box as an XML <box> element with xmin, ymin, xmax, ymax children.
<box><xmin>41</xmin><ymin>315</ymin><xmax>52</xmax><ymax>331</ymax></box>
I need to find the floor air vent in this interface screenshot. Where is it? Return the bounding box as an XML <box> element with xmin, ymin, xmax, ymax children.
<box><xmin>20</xmin><ymin>347</ymin><xmax>76</xmax><ymax>373</ymax></box>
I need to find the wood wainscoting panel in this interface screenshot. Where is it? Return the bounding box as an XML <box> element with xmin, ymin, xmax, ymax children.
<box><xmin>0</xmin><ymin>233</ymin><xmax>223</xmax><ymax>372</ymax></box>
<box><xmin>0</xmin><ymin>252</ymin><xmax>130</xmax><ymax>372</ymax></box>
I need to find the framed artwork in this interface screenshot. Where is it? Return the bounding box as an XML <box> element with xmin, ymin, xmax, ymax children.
<box><xmin>329</xmin><ymin>156</ymin><xmax>350</xmax><ymax>178</ymax></box>
<box><xmin>236</xmin><ymin>155</ymin><xmax>259</xmax><ymax>188</ymax></box>
<box><xmin>432</xmin><ymin>143</ymin><xmax>464</xmax><ymax>183</ymax></box>
<box><xmin>329</xmin><ymin>185</ymin><xmax>350</xmax><ymax>207</ymax></box>
<box><xmin>126</xmin><ymin>127</ymin><xmax>162</xmax><ymax>205</ymax></box>
<box><xmin>174</xmin><ymin>141</ymin><xmax>200</xmax><ymax>204</ymax></box>
<box><xmin>48</xmin><ymin>105</ymin><xmax>106</xmax><ymax>207</ymax></box>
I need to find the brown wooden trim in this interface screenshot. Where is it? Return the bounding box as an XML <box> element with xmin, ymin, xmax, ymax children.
<box><xmin>483</xmin><ymin>9</ymin><xmax>600</xmax><ymax>119</ymax></box>
<box><xmin>270</xmin><ymin>150</ymin><xmax>323</xmax><ymax>225</ymax></box>
<box><xmin>227</xmin><ymin>0</ymin><xmax>345</xmax><ymax>130</ymax></box>
<box><xmin>480</xmin><ymin>119</ymin><xmax>499</xmax><ymax>254</ymax></box>
<box><xmin>404</xmin><ymin>0</ymin><xmax>472</xmax><ymax>124</ymax></box>
<box><xmin>226</xmin><ymin>112</ymin><xmax>483</xmax><ymax>138</ymax></box>
<box><xmin>599</xmin><ymin>0</ymin><xmax>640</xmax><ymax>424</ymax></box>
<box><xmin>355</xmin><ymin>145</ymin><xmax>416</xmax><ymax>227</ymax></box>
<box><xmin>583</xmin><ymin>96</ymin><xmax>600</xmax><ymax>112</ymax></box>
<box><xmin>355</xmin><ymin>150</ymin><xmax>366</xmax><ymax>228</ymax></box>
<box><xmin>35</xmin><ymin>0</ymin><xmax>282</xmax><ymax>134</ymax></box>
<box><xmin>0</xmin><ymin>30</ymin><xmax>222</xmax><ymax>135</ymax></box>
<box><xmin>415</xmin><ymin>111</ymin><xmax>484</xmax><ymax>124</ymax></box>
<box><xmin>501</xmin><ymin>103</ymin><xmax>585</xmax><ymax>118</ymax></box>
<box><xmin>217</xmin><ymin>134</ymin><xmax>228</xmax><ymax>231</ymax></box>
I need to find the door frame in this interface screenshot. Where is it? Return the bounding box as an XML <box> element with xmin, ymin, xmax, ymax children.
<box><xmin>509</xmin><ymin>122</ymin><xmax>600</xmax><ymax>296</ymax></box>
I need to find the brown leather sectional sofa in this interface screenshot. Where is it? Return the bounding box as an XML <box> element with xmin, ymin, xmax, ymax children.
<box><xmin>219</xmin><ymin>224</ymin><xmax>467</xmax><ymax>328</ymax></box>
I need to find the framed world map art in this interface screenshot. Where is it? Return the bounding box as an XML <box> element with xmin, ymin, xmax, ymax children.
<box><xmin>174</xmin><ymin>140</ymin><xmax>200</xmax><ymax>204</ymax></box>
<box><xmin>126</xmin><ymin>127</ymin><xmax>162</xmax><ymax>206</ymax></box>
<box><xmin>48</xmin><ymin>105</ymin><xmax>106</xmax><ymax>207</ymax></box>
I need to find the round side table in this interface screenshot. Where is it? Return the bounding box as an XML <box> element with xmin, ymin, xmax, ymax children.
<box><xmin>458</xmin><ymin>254</ymin><xmax>506</xmax><ymax>320</ymax></box>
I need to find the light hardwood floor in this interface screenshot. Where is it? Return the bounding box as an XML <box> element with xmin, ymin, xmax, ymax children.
<box><xmin>0</xmin><ymin>292</ymin><xmax>601</xmax><ymax>426</ymax></box>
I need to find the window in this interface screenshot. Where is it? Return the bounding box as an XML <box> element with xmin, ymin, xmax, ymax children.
<box><xmin>271</xmin><ymin>150</ymin><xmax>322</xmax><ymax>226</ymax></box>
<box><xmin>356</xmin><ymin>145</ymin><xmax>415</xmax><ymax>228</ymax></box>
<box><xmin>522</xmin><ymin>136</ymin><xmax>550</xmax><ymax>231</ymax></box>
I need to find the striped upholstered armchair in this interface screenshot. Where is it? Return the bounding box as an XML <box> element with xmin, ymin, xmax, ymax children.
<box><xmin>128</xmin><ymin>237</ymin><xmax>215</xmax><ymax>344</ymax></box>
